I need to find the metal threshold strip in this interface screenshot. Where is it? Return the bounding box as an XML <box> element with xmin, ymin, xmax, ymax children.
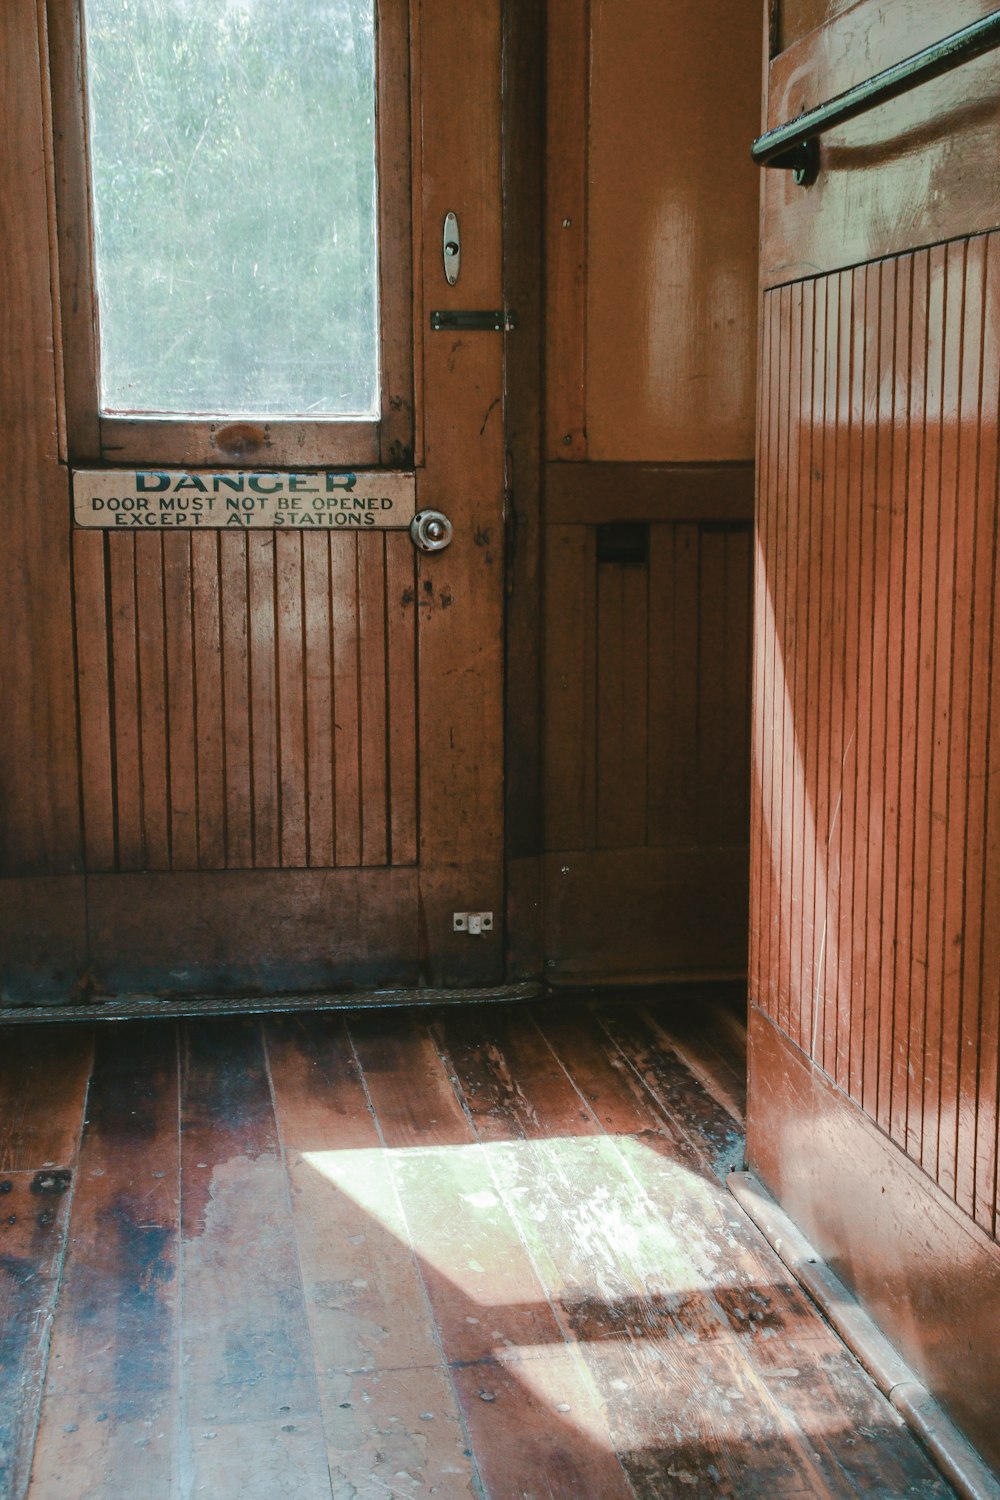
<box><xmin>752</xmin><ymin>9</ymin><xmax>1000</xmax><ymax>185</ymax></box>
<box><xmin>729</xmin><ymin>1172</ymin><xmax>1000</xmax><ymax>1500</ymax></box>
<box><xmin>0</xmin><ymin>981</ymin><xmax>543</xmax><ymax>1026</ymax></box>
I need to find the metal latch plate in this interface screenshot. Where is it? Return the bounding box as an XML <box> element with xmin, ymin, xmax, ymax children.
<box><xmin>430</xmin><ymin>309</ymin><xmax>516</xmax><ymax>332</ymax></box>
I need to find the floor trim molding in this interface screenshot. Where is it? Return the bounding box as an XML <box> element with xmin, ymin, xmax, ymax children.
<box><xmin>729</xmin><ymin>1170</ymin><xmax>1000</xmax><ymax>1500</ymax></box>
<box><xmin>0</xmin><ymin>981</ymin><xmax>544</xmax><ymax>1026</ymax></box>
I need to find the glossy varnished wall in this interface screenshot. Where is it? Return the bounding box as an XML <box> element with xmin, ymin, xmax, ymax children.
<box><xmin>584</xmin><ymin>0</ymin><xmax>759</xmax><ymax>462</ymax></box>
<box><xmin>538</xmin><ymin>0</ymin><xmax>760</xmax><ymax>981</ymax></box>
<box><xmin>749</xmin><ymin>0</ymin><xmax>1000</xmax><ymax>1467</ymax></box>
<box><xmin>753</xmin><ymin>241</ymin><xmax>1000</xmax><ymax>1239</ymax></box>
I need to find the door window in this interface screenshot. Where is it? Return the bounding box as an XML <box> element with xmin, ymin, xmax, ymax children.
<box><xmin>52</xmin><ymin>0</ymin><xmax>411</xmax><ymax>466</ymax></box>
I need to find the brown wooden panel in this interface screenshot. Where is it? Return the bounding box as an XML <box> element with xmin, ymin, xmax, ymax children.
<box><xmin>248</xmin><ymin>533</ymin><xmax>280</xmax><ymax>869</ymax></box>
<box><xmin>164</xmin><ymin>534</ymin><xmax>199</xmax><ymax>871</ymax></box>
<box><xmin>192</xmin><ymin>534</ymin><xmax>226</xmax><ymax>869</ymax></box>
<box><xmin>302</xmin><ymin>538</ymin><xmax>334</xmax><ymax>870</ymax></box>
<box><xmin>543</xmin><ymin>526</ymin><xmax>597</xmax><ymax>852</ymax></box>
<box><xmin>873</xmin><ymin>258</ymin><xmax>909</xmax><ymax>1132</ymax></box>
<box><xmin>86</xmin><ymin>868</ymin><xmax>418</xmax><ymax>997</ymax></box>
<box><xmin>751</xmin><ymin>232</ymin><xmax>1000</xmax><ymax>1244</ymax></box>
<box><xmin>586</xmin><ymin>0</ymin><xmax>759</xmax><ymax>461</ymax></box>
<box><xmin>887</xmin><ymin>253</ymin><xmax>921</xmax><ymax>1144</ymax></box>
<box><xmin>761</xmin><ymin>0</ymin><xmax>1000</xmax><ymax>286</ymax></box>
<box><xmin>0</xmin><ymin>876</ymin><xmax>88</xmax><ymax>1007</ymax></box>
<box><xmin>415</xmin><ymin>0</ymin><xmax>506</xmax><ymax>984</ymax></box>
<box><xmin>0</xmin><ymin>0</ymin><xmax>81</xmax><ymax>878</ymax></box>
<box><xmin>134</xmin><ymin>538</ymin><xmax>171</xmax><ymax>870</ymax></box>
<box><xmin>748</xmin><ymin>1005</ymin><xmax>1000</xmax><ymax>1475</ymax></box>
<box><xmin>547</xmin><ymin>520</ymin><xmax>752</xmax><ymax>861</ymax></box>
<box><xmin>657</xmin><ymin>524</ymin><xmax>700</xmax><ymax>851</ymax></box>
<box><xmin>220</xmin><ymin>535</ymin><xmax>253</xmax><ymax>868</ymax></box>
<box><xmin>76</xmin><ymin>531</ymin><xmax>415</xmax><ymax>875</ymax></box>
<box><xmin>74</xmin><ymin>534</ymin><xmax>116</xmax><ymax>872</ymax></box>
<box><xmin>595</xmin><ymin>560</ymin><xmax>648</xmax><ymax>849</ymax></box>
<box><xmin>700</xmin><ymin>539</ymin><xmax>751</xmax><ymax>847</ymax></box>
<box><xmin>973</xmin><ymin>234</ymin><xmax>1000</xmax><ymax>1239</ymax></box>
<box><xmin>385</xmin><ymin>532</ymin><xmax>418</xmax><ymax>866</ymax></box>
<box><xmin>275</xmin><ymin>533</ymin><xmax>307</xmax><ymax>869</ymax></box>
<box><xmin>358</xmin><ymin>536</ymin><xmax>388</xmax><ymax>867</ymax></box>
<box><xmin>951</xmin><ymin>233</ymin><xmax>993</xmax><ymax>1217</ymax></box>
<box><xmin>503</xmin><ymin>0</ymin><xmax>545</xmax><ymax>979</ymax></box>
<box><xmin>330</xmin><ymin>535</ymin><xmax>362</xmax><ymax>869</ymax></box>
<box><xmin>544</xmin><ymin>847</ymin><xmax>748</xmax><ymax>986</ymax></box>
<box><xmin>545</xmin><ymin>462</ymin><xmax>755</xmax><ymax>525</ymax></box>
<box><xmin>545</xmin><ymin>507</ymin><xmax>753</xmax><ymax>979</ymax></box>
<box><xmin>545</xmin><ymin>0</ymin><xmax>589</xmax><ymax>460</ymax></box>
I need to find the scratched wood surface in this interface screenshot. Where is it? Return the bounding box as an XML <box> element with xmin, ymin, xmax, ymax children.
<box><xmin>543</xmin><ymin>512</ymin><xmax>753</xmax><ymax>983</ymax></box>
<box><xmin>4</xmin><ymin>995</ymin><xmax>957</xmax><ymax>1500</ymax></box>
<box><xmin>751</xmin><ymin>235</ymin><xmax>1000</xmax><ymax>1242</ymax></box>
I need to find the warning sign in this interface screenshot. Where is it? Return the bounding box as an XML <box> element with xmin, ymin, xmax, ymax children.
<box><xmin>72</xmin><ymin>469</ymin><xmax>416</xmax><ymax>530</ymax></box>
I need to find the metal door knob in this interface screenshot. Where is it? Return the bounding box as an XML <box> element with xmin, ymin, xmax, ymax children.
<box><xmin>410</xmin><ymin>510</ymin><xmax>453</xmax><ymax>552</ymax></box>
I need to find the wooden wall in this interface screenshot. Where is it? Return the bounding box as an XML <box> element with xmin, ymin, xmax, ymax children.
<box><xmin>2</xmin><ymin>0</ymin><xmax>510</xmax><ymax>1001</ymax></box>
<box><xmin>748</xmin><ymin>0</ymin><xmax>1000</xmax><ymax>1469</ymax></box>
<box><xmin>539</xmin><ymin>0</ymin><xmax>761</xmax><ymax>982</ymax></box>
<box><xmin>753</xmin><ymin>238</ymin><xmax>1000</xmax><ymax>1239</ymax></box>
<box><xmin>73</xmin><ymin>531</ymin><xmax>416</xmax><ymax>873</ymax></box>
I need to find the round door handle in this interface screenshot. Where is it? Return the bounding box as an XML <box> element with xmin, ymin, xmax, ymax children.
<box><xmin>410</xmin><ymin>510</ymin><xmax>453</xmax><ymax>552</ymax></box>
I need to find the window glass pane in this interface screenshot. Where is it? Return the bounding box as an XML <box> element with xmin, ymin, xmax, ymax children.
<box><xmin>82</xmin><ymin>0</ymin><xmax>378</xmax><ymax>418</ymax></box>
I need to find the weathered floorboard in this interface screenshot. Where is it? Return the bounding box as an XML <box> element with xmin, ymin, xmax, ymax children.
<box><xmin>6</xmin><ymin>997</ymin><xmax>960</xmax><ymax>1500</ymax></box>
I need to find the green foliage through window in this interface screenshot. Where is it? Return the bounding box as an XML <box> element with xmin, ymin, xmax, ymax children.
<box><xmin>83</xmin><ymin>0</ymin><xmax>378</xmax><ymax>417</ymax></box>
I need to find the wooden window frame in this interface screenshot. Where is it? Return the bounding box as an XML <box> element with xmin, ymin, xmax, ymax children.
<box><xmin>47</xmin><ymin>0</ymin><xmax>413</xmax><ymax>470</ymax></box>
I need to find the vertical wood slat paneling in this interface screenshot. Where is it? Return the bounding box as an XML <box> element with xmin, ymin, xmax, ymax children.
<box><xmin>73</xmin><ymin>532</ymin><xmax>417</xmax><ymax>872</ymax></box>
<box><xmin>972</xmin><ymin>234</ymin><xmax>1000</xmax><ymax>1237</ymax></box>
<box><xmin>595</xmin><ymin>558</ymin><xmax>648</xmax><ymax>848</ymax></box>
<box><xmin>751</xmin><ymin>229</ymin><xmax>1000</xmax><ymax>1242</ymax></box>
<box><xmin>74</xmin><ymin>533</ymin><xmax>116</xmax><ymax>872</ymax></box>
<box><xmin>135</xmin><ymin>537</ymin><xmax>171</xmax><ymax>870</ymax></box>
<box><xmin>652</xmin><ymin>523</ymin><xmax>700</xmax><ymax>850</ymax></box>
<box><xmin>544</xmin><ymin>517</ymin><xmax>752</xmax><ymax>856</ymax></box>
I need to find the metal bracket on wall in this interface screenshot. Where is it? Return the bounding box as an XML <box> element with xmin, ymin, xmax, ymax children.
<box><xmin>430</xmin><ymin>309</ymin><xmax>516</xmax><ymax>332</ymax></box>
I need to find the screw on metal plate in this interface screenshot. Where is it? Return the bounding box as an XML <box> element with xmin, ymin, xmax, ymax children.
<box><xmin>453</xmin><ymin>912</ymin><xmax>494</xmax><ymax>935</ymax></box>
<box><xmin>792</xmin><ymin>137</ymin><xmax>819</xmax><ymax>187</ymax></box>
<box><xmin>410</xmin><ymin>510</ymin><xmax>453</xmax><ymax>553</ymax></box>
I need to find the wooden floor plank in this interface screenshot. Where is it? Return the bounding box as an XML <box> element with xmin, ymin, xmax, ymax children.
<box><xmin>436</xmin><ymin>1003</ymin><xmax>952</xmax><ymax>1500</ymax></box>
<box><xmin>7</xmin><ymin>998</ymin><xmax>962</xmax><ymax>1500</ymax></box>
<box><xmin>178</xmin><ymin>1019</ymin><xmax>331</xmax><ymax>1499</ymax></box>
<box><xmin>0</xmin><ymin>1171</ymin><xmax>74</xmax><ymax>1500</ymax></box>
<box><xmin>641</xmin><ymin>992</ymin><xmax>748</xmax><ymax>1125</ymax></box>
<box><xmin>264</xmin><ymin>1015</ymin><xmax>481</xmax><ymax>1498</ymax></box>
<box><xmin>27</xmin><ymin>1024</ymin><xmax>179</xmax><ymax>1500</ymax></box>
<box><xmin>593</xmin><ymin>1001</ymin><xmax>745</xmax><ymax>1177</ymax></box>
<box><xmin>348</xmin><ymin>1008</ymin><xmax>637</xmax><ymax>1500</ymax></box>
<box><xmin>0</xmin><ymin>1028</ymin><xmax>93</xmax><ymax>1172</ymax></box>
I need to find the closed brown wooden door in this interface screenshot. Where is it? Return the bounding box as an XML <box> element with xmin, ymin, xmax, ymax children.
<box><xmin>0</xmin><ymin>0</ymin><xmax>507</xmax><ymax>1003</ymax></box>
<box><xmin>749</xmin><ymin>0</ymin><xmax>1000</xmax><ymax>1465</ymax></box>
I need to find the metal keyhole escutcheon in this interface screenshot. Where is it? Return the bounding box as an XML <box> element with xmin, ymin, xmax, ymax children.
<box><xmin>410</xmin><ymin>510</ymin><xmax>453</xmax><ymax>552</ymax></box>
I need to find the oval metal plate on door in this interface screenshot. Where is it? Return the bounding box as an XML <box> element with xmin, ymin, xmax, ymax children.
<box><xmin>410</xmin><ymin>510</ymin><xmax>453</xmax><ymax>552</ymax></box>
<box><xmin>442</xmin><ymin>211</ymin><xmax>461</xmax><ymax>284</ymax></box>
